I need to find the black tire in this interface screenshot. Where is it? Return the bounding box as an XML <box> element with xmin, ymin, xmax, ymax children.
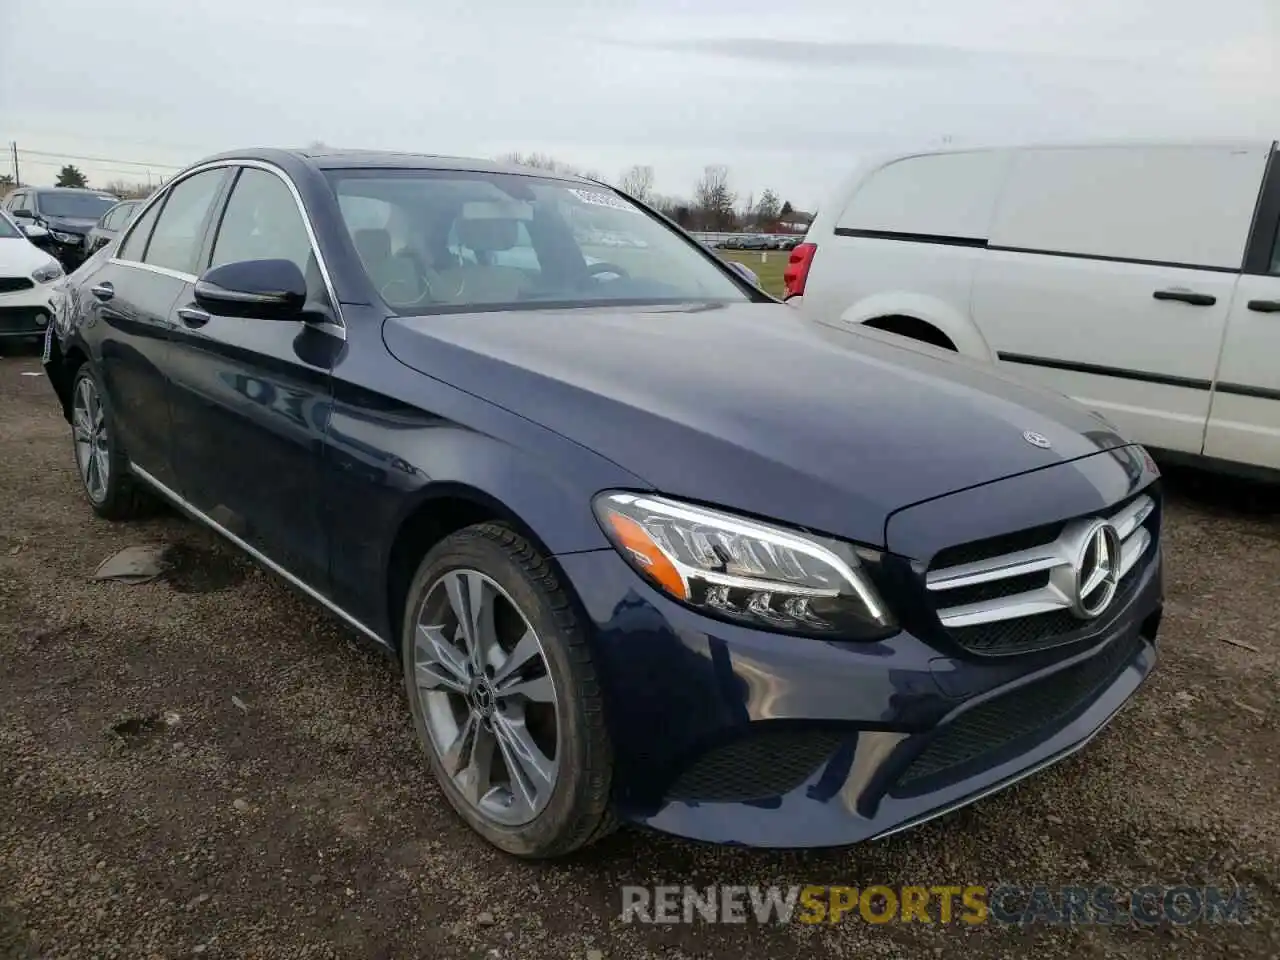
<box><xmin>69</xmin><ymin>363</ymin><xmax>154</xmax><ymax>521</ymax></box>
<box><xmin>401</xmin><ymin>522</ymin><xmax>616</xmax><ymax>858</ymax></box>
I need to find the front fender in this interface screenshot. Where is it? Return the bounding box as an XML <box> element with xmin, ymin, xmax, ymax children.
<box><xmin>840</xmin><ymin>291</ymin><xmax>994</xmax><ymax>361</ymax></box>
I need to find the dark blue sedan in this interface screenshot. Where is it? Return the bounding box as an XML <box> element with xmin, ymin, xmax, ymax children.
<box><xmin>42</xmin><ymin>148</ymin><xmax>1162</xmax><ymax>858</ymax></box>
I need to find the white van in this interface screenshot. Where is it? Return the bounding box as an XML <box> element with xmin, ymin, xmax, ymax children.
<box><xmin>788</xmin><ymin>139</ymin><xmax>1280</xmax><ymax>476</ymax></box>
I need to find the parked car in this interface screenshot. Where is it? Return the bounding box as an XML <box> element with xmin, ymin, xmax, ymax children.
<box><xmin>83</xmin><ymin>199</ymin><xmax>144</xmax><ymax>259</ymax></box>
<box><xmin>3</xmin><ymin>187</ymin><xmax>119</xmax><ymax>270</ymax></box>
<box><xmin>789</xmin><ymin>138</ymin><xmax>1280</xmax><ymax>477</ymax></box>
<box><xmin>0</xmin><ymin>209</ymin><xmax>64</xmax><ymax>342</ymax></box>
<box><xmin>43</xmin><ymin>147</ymin><xmax>1162</xmax><ymax>858</ymax></box>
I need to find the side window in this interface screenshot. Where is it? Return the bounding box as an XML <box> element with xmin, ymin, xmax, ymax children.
<box><xmin>142</xmin><ymin>169</ymin><xmax>227</xmax><ymax>275</ymax></box>
<box><xmin>116</xmin><ymin>200</ymin><xmax>163</xmax><ymax>262</ymax></box>
<box><xmin>1270</xmin><ymin>218</ymin><xmax>1280</xmax><ymax>275</ymax></box>
<box><xmin>101</xmin><ymin>206</ymin><xmax>121</xmax><ymax>230</ymax></box>
<box><xmin>210</xmin><ymin>168</ymin><xmax>313</xmax><ymax>274</ymax></box>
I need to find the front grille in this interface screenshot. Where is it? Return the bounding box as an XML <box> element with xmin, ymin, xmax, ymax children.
<box><xmin>895</xmin><ymin>633</ymin><xmax>1140</xmax><ymax>790</ymax></box>
<box><xmin>0</xmin><ymin>306</ymin><xmax>48</xmax><ymax>335</ymax></box>
<box><xmin>666</xmin><ymin>729</ymin><xmax>844</xmax><ymax>803</ymax></box>
<box><xmin>924</xmin><ymin>490</ymin><xmax>1159</xmax><ymax>656</ymax></box>
<box><xmin>0</xmin><ymin>277</ymin><xmax>34</xmax><ymax>294</ymax></box>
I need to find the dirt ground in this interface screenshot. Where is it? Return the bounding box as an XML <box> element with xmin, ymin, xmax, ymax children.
<box><xmin>0</xmin><ymin>348</ymin><xmax>1277</xmax><ymax>960</ymax></box>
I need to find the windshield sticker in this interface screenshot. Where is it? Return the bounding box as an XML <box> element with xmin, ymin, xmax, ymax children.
<box><xmin>568</xmin><ymin>189</ymin><xmax>635</xmax><ymax>212</ymax></box>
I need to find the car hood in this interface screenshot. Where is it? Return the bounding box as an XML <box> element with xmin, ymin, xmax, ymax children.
<box><xmin>42</xmin><ymin>217</ymin><xmax>96</xmax><ymax>235</ymax></box>
<box><xmin>0</xmin><ymin>237</ymin><xmax>60</xmax><ymax>273</ymax></box>
<box><xmin>382</xmin><ymin>302</ymin><xmax>1127</xmax><ymax>549</ymax></box>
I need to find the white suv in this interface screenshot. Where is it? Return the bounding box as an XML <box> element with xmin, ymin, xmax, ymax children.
<box><xmin>788</xmin><ymin>139</ymin><xmax>1280</xmax><ymax>476</ymax></box>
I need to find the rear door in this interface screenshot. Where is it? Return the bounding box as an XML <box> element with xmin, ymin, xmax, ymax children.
<box><xmin>88</xmin><ymin>168</ymin><xmax>228</xmax><ymax>490</ymax></box>
<box><xmin>166</xmin><ymin>164</ymin><xmax>338</xmax><ymax>591</ymax></box>
<box><xmin>971</xmin><ymin>143</ymin><xmax>1267</xmax><ymax>455</ymax></box>
<box><xmin>1203</xmin><ymin>148</ymin><xmax>1280</xmax><ymax>469</ymax></box>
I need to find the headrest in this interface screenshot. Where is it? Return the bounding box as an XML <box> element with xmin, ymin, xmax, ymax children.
<box><xmin>456</xmin><ymin>217</ymin><xmax>518</xmax><ymax>253</ymax></box>
<box><xmin>353</xmin><ymin>228</ymin><xmax>391</xmax><ymax>264</ymax></box>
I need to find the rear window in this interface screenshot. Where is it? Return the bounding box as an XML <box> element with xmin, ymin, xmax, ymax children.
<box><xmin>325</xmin><ymin>169</ymin><xmax>750</xmax><ymax>313</ymax></box>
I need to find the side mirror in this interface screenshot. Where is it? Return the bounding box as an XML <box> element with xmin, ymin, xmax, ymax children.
<box><xmin>194</xmin><ymin>259</ymin><xmax>307</xmax><ymax>320</ymax></box>
<box><xmin>11</xmin><ymin>209</ymin><xmax>33</xmax><ymax>221</ymax></box>
<box><xmin>724</xmin><ymin>259</ymin><xmax>760</xmax><ymax>287</ymax></box>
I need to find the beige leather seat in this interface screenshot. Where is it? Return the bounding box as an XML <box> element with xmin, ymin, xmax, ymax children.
<box><xmin>353</xmin><ymin>228</ymin><xmax>425</xmax><ymax>306</ymax></box>
<box><xmin>431</xmin><ymin>218</ymin><xmax>530</xmax><ymax>305</ymax></box>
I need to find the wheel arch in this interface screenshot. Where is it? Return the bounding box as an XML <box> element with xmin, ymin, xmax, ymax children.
<box><xmin>839</xmin><ymin>292</ymin><xmax>994</xmax><ymax>360</ymax></box>
<box><xmin>383</xmin><ymin>482</ymin><xmax>571</xmax><ymax>657</ymax></box>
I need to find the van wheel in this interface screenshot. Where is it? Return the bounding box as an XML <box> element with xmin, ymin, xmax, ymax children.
<box><xmin>69</xmin><ymin>364</ymin><xmax>153</xmax><ymax>521</ymax></box>
<box><xmin>864</xmin><ymin>315</ymin><xmax>957</xmax><ymax>351</ymax></box>
<box><xmin>401</xmin><ymin>522</ymin><xmax>616</xmax><ymax>858</ymax></box>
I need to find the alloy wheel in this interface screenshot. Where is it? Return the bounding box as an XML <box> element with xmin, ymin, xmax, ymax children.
<box><xmin>412</xmin><ymin>568</ymin><xmax>561</xmax><ymax>826</ymax></box>
<box><xmin>72</xmin><ymin>376</ymin><xmax>110</xmax><ymax>504</ymax></box>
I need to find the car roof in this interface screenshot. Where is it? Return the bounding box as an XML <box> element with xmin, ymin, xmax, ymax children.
<box><xmin>33</xmin><ymin>187</ymin><xmax>117</xmax><ymax>195</ymax></box>
<box><xmin>194</xmin><ymin>147</ymin><xmax>599</xmax><ymax>184</ymax></box>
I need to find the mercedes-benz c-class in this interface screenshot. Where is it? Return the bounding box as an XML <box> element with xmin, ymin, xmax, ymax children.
<box><xmin>42</xmin><ymin>148</ymin><xmax>1162</xmax><ymax>857</ymax></box>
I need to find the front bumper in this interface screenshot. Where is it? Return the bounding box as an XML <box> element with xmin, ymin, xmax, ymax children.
<box><xmin>0</xmin><ymin>282</ymin><xmax>57</xmax><ymax>339</ymax></box>
<box><xmin>558</xmin><ymin>531</ymin><xmax>1161</xmax><ymax>848</ymax></box>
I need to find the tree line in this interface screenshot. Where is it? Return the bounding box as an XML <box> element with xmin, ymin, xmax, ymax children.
<box><xmin>499</xmin><ymin>154</ymin><xmax>804</xmax><ymax>232</ymax></box>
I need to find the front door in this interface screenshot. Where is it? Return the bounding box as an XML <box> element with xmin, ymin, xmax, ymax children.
<box><xmin>166</xmin><ymin>164</ymin><xmax>339</xmax><ymax>591</ymax></box>
<box><xmin>81</xmin><ymin>169</ymin><xmax>229</xmax><ymax>491</ymax></box>
<box><xmin>972</xmin><ymin>143</ymin><xmax>1267</xmax><ymax>456</ymax></box>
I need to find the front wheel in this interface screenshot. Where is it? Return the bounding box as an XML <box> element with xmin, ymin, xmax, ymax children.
<box><xmin>69</xmin><ymin>364</ymin><xmax>152</xmax><ymax>520</ymax></box>
<box><xmin>401</xmin><ymin>523</ymin><xmax>616</xmax><ymax>857</ymax></box>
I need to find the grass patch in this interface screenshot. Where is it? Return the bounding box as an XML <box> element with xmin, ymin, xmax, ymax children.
<box><xmin>717</xmin><ymin>250</ymin><xmax>789</xmax><ymax>298</ymax></box>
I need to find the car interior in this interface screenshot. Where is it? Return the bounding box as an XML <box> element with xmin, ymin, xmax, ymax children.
<box><xmin>330</xmin><ymin>174</ymin><xmax>729</xmax><ymax>312</ymax></box>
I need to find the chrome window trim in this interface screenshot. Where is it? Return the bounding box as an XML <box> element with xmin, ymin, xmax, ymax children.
<box><xmin>109</xmin><ymin>158</ymin><xmax>346</xmax><ymax>339</ymax></box>
<box><xmin>129</xmin><ymin>462</ymin><xmax>390</xmax><ymax>650</ymax></box>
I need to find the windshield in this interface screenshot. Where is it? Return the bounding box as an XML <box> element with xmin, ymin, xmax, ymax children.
<box><xmin>36</xmin><ymin>192</ymin><xmax>117</xmax><ymax>219</ymax></box>
<box><xmin>325</xmin><ymin>169</ymin><xmax>751</xmax><ymax>313</ymax></box>
<box><xmin>0</xmin><ymin>211</ymin><xmax>21</xmax><ymax>240</ymax></box>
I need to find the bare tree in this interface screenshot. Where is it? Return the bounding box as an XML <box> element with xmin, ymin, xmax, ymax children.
<box><xmin>755</xmin><ymin>188</ymin><xmax>782</xmax><ymax>227</ymax></box>
<box><xmin>619</xmin><ymin>165</ymin><xmax>654</xmax><ymax>202</ymax></box>
<box><xmin>101</xmin><ymin>178</ymin><xmax>153</xmax><ymax>199</ymax></box>
<box><xmin>499</xmin><ymin>152</ymin><xmax>584</xmax><ymax>176</ymax></box>
<box><xmin>693</xmin><ymin>165</ymin><xmax>736</xmax><ymax>231</ymax></box>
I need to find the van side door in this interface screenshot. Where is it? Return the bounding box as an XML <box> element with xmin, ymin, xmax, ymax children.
<box><xmin>971</xmin><ymin>144</ymin><xmax>1267</xmax><ymax>456</ymax></box>
<box><xmin>1203</xmin><ymin>148</ymin><xmax>1280</xmax><ymax>470</ymax></box>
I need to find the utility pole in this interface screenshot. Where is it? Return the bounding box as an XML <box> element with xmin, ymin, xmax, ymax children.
<box><xmin>10</xmin><ymin>142</ymin><xmax>19</xmax><ymax>187</ymax></box>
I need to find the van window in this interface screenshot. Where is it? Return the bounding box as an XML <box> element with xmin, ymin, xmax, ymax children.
<box><xmin>837</xmin><ymin>151</ymin><xmax>1010</xmax><ymax>241</ymax></box>
<box><xmin>988</xmin><ymin>145</ymin><xmax>1270</xmax><ymax>269</ymax></box>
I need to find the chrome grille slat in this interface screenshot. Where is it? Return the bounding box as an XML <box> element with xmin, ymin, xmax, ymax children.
<box><xmin>938</xmin><ymin>585</ymin><xmax>1068</xmax><ymax>628</ymax></box>
<box><xmin>924</xmin><ymin>548</ymin><xmax>1065</xmax><ymax>591</ymax></box>
<box><xmin>1118</xmin><ymin>526</ymin><xmax>1151</xmax><ymax>578</ymax></box>
<box><xmin>930</xmin><ymin>494</ymin><xmax>1154</xmax><ymax>632</ymax></box>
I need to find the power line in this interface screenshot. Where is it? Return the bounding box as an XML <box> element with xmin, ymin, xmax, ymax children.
<box><xmin>16</xmin><ymin>156</ymin><xmax>170</xmax><ymax>179</ymax></box>
<box><xmin>17</xmin><ymin>148</ymin><xmax>185</xmax><ymax>171</ymax></box>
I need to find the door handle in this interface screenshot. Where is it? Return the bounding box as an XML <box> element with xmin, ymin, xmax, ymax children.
<box><xmin>177</xmin><ymin>306</ymin><xmax>210</xmax><ymax>328</ymax></box>
<box><xmin>90</xmin><ymin>282</ymin><xmax>114</xmax><ymax>302</ymax></box>
<box><xmin>1152</xmin><ymin>289</ymin><xmax>1216</xmax><ymax>306</ymax></box>
<box><xmin>1247</xmin><ymin>299</ymin><xmax>1280</xmax><ymax>313</ymax></box>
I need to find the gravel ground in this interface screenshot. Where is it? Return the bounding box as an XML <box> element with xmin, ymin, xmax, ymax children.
<box><xmin>0</xmin><ymin>349</ymin><xmax>1277</xmax><ymax>959</ymax></box>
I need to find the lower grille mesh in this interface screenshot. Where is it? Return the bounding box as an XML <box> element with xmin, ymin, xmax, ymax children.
<box><xmin>895</xmin><ymin>635</ymin><xmax>1140</xmax><ymax>790</ymax></box>
<box><xmin>667</xmin><ymin>729</ymin><xmax>844</xmax><ymax>803</ymax></box>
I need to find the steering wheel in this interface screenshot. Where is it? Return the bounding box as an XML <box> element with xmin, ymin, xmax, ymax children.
<box><xmin>586</xmin><ymin>261</ymin><xmax>630</xmax><ymax>281</ymax></box>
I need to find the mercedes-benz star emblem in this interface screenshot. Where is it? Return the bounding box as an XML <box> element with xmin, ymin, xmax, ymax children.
<box><xmin>1022</xmin><ymin>430</ymin><xmax>1052</xmax><ymax>449</ymax></box>
<box><xmin>1071</xmin><ymin>521</ymin><xmax>1122</xmax><ymax>619</ymax></box>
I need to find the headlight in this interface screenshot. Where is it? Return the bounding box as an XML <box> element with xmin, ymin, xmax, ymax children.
<box><xmin>50</xmin><ymin>230</ymin><xmax>79</xmax><ymax>244</ymax></box>
<box><xmin>32</xmin><ymin>262</ymin><xmax>63</xmax><ymax>284</ymax></box>
<box><xmin>593</xmin><ymin>492</ymin><xmax>896</xmax><ymax>639</ymax></box>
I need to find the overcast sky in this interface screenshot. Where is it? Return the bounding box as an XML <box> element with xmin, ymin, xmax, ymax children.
<box><xmin>2</xmin><ymin>0</ymin><xmax>1276</xmax><ymax>208</ymax></box>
